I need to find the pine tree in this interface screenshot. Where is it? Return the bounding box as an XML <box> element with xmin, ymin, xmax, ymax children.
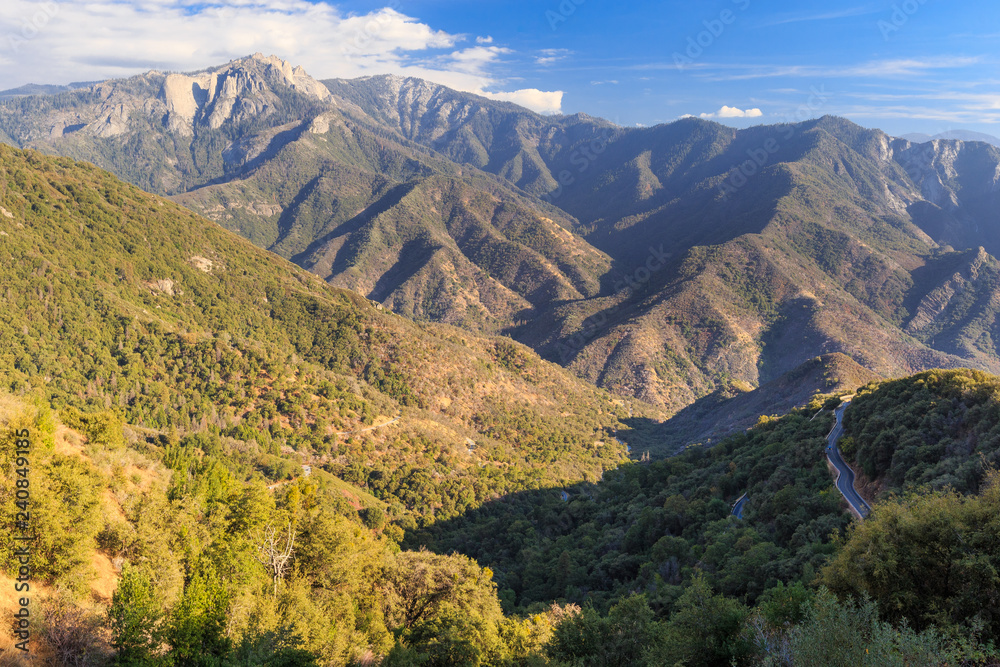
<box><xmin>108</xmin><ymin>565</ymin><xmax>160</xmax><ymax>666</ymax></box>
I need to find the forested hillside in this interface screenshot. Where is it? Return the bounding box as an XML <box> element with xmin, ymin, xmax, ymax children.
<box><xmin>409</xmin><ymin>373</ymin><xmax>1000</xmax><ymax>665</ymax></box>
<box><xmin>0</xmin><ymin>143</ymin><xmax>645</xmax><ymax>532</ymax></box>
<box><xmin>0</xmin><ymin>142</ymin><xmax>645</xmax><ymax>664</ymax></box>
<box><xmin>0</xmin><ymin>395</ymin><xmax>567</xmax><ymax>665</ymax></box>
<box><xmin>413</xmin><ymin>399</ymin><xmax>849</xmax><ymax>612</ymax></box>
<box><xmin>841</xmin><ymin>368</ymin><xmax>1000</xmax><ymax>495</ymax></box>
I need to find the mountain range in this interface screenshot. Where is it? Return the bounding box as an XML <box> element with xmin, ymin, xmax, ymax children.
<box><xmin>3</xmin><ymin>54</ymin><xmax>1000</xmax><ymax>665</ymax></box>
<box><xmin>5</xmin><ymin>54</ymin><xmax>1000</xmax><ymax>440</ymax></box>
<box><xmin>900</xmin><ymin>129</ymin><xmax>1000</xmax><ymax>147</ymax></box>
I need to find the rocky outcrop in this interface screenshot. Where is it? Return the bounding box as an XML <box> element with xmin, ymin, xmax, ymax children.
<box><xmin>160</xmin><ymin>53</ymin><xmax>333</xmax><ymax>134</ymax></box>
<box><xmin>0</xmin><ymin>54</ymin><xmax>334</xmax><ymax>142</ymax></box>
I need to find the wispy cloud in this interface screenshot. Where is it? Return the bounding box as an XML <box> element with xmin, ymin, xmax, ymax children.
<box><xmin>536</xmin><ymin>48</ymin><xmax>571</xmax><ymax>66</ymax></box>
<box><xmin>440</xmin><ymin>45</ymin><xmax>512</xmax><ymax>75</ymax></box>
<box><xmin>758</xmin><ymin>6</ymin><xmax>878</xmax><ymax>26</ymax></box>
<box><xmin>843</xmin><ymin>90</ymin><xmax>1000</xmax><ymax>114</ymax></box>
<box><xmin>696</xmin><ymin>56</ymin><xmax>982</xmax><ymax>81</ymax></box>
<box><xmin>837</xmin><ymin>104</ymin><xmax>1000</xmax><ymax>124</ymax></box>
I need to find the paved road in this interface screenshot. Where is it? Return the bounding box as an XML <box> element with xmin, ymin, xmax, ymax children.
<box><xmin>826</xmin><ymin>401</ymin><xmax>871</xmax><ymax>520</ymax></box>
<box><xmin>731</xmin><ymin>493</ymin><xmax>748</xmax><ymax>519</ymax></box>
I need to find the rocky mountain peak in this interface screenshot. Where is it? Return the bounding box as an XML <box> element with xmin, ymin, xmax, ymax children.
<box><xmin>160</xmin><ymin>54</ymin><xmax>331</xmax><ymax>133</ymax></box>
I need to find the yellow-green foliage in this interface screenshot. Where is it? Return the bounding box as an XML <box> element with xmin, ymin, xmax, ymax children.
<box><xmin>0</xmin><ymin>398</ymin><xmax>559</xmax><ymax>665</ymax></box>
<box><xmin>844</xmin><ymin>368</ymin><xmax>1000</xmax><ymax>494</ymax></box>
<box><xmin>822</xmin><ymin>472</ymin><xmax>1000</xmax><ymax>640</ymax></box>
<box><xmin>0</xmin><ymin>143</ymin><xmax>632</xmax><ymax>532</ymax></box>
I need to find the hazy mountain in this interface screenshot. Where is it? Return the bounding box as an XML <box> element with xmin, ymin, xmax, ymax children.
<box><xmin>901</xmin><ymin>129</ymin><xmax>1000</xmax><ymax>147</ymax></box>
<box><xmin>323</xmin><ymin>73</ymin><xmax>617</xmax><ymax>198</ymax></box>
<box><xmin>0</xmin><ymin>81</ymin><xmax>97</xmax><ymax>99</ymax></box>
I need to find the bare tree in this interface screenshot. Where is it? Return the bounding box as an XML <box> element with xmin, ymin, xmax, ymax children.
<box><xmin>253</xmin><ymin>521</ymin><xmax>296</xmax><ymax>596</ymax></box>
<box><xmin>38</xmin><ymin>593</ymin><xmax>112</xmax><ymax>666</ymax></box>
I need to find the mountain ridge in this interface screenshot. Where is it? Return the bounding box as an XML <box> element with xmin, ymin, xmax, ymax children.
<box><xmin>6</xmin><ymin>56</ymin><xmax>1000</xmax><ymax>425</ymax></box>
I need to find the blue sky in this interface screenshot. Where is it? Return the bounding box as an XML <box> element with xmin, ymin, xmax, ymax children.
<box><xmin>1</xmin><ymin>0</ymin><xmax>998</xmax><ymax>136</ymax></box>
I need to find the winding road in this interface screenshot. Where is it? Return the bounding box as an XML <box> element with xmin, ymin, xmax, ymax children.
<box><xmin>826</xmin><ymin>400</ymin><xmax>871</xmax><ymax>520</ymax></box>
<box><xmin>731</xmin><ymin>493</ymin><xmax>748</xmax><ymax>519</ymax></box>
<box><xmin>731</xmin><ymin>401</ymin><xmax>872</xmax><ymax>522</ymax></box>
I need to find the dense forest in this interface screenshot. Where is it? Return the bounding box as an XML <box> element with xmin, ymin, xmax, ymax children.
<box><xmin>4</xmin><ymin>381</ymin><xmax>1000</xmax><ymax>665</ymax></box>
<box><xmin>841</xmin><ymin>368</ymin><xmax>1000</xmax><ymax>494</ymax></box>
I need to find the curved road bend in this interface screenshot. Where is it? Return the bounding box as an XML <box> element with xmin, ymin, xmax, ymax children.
<box><xmin>731</xmin><ymin>493</ymin><xmax>748</xmax><ymax>519</ymax></box>
<box><xmin>826</xmin><ymin>401</ymin><xmax>871</xmax><ymax>520</ymax></box>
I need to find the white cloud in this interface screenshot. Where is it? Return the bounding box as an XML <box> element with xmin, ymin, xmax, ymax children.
<box><xmin>700</xmin><ymin>106</ymin><xmax>764</xmax><ymax>118</ymax></box>
<box><xmin>442</xmin><ymin>45</ymin><xmax>512</xmax><ymax>75</ymax></box>
<box><xmin>536</xmin><ymin>48</ymin><xmax>570</xmax><ymax>66</ymax></box>
<box><xmin>760</xmin><ymin>7</ymin><xmax>876</xmax><ymax>26</ymax></box>
<box><xmin>591</xmin><ymin>80</ymin><xmax>619</xmax><ymax>85</ymax></box>
<box><xmin>0</xmin><ymin>1</ymin><xmax>563</xmax><ymax>114</ymax></box>
<box><xmin>481</xmin><ymin>89</ymin><xmax>564</xmax><ymax>115</ymax></box>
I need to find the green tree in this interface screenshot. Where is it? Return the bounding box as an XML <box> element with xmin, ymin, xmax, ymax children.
<box><xmin>108</xmin><ymin>565</ymin><xmax>161</xmax><ymax>666</ymax></box>
<box><xmin>652</xmin><ymin>574</ymin><xmax>751</xmax><ymax>667</ymax></box>
<box><xmin>166</xmin><ymin>567</ymin><xmax>233</xmax><ymax>665</ymax></box>
<box><xmin>758</xmin><ymin>581</ymin><xmax>813</xmax><ymax>628</ymax></box>
<box><xmin>789</xmin><ymin>589</ymin><xmax>957</xmax><ymax>667</ymax></box>
<box><xmin>821</xmin><ymin>472</ymin><xmax>1000</xmax><ymax>641</ymax></box>
<box><xmin>546</xmin><ymin>595</ymin><xmax>667</xmax><ymax>667</ymax></box>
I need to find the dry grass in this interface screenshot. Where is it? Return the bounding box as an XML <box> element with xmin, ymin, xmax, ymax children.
<box><xmin>88</xmin><ymin>553</ymin><xmax>117</xmax><ymax>603</ymax></box>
